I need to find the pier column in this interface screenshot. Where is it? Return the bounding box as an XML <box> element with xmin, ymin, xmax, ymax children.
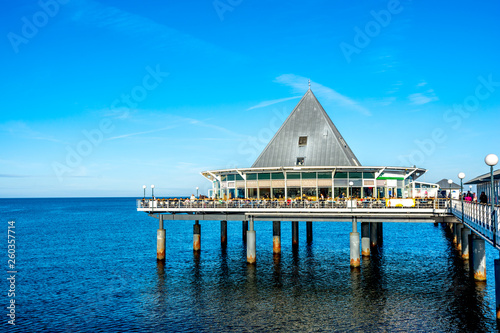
<box><xmin>193</xmin><ymin>220</ymin><xmax>201</xmax><ymax>251</ymax></box>
<box><xmin>495</xmin><ymin>259</ymin><xmax>500</xmax><ymax>319</ymax></box>
<box><xmin>377</xmin><ymin>222</ymin><xmax>383</xmax><ymax>246</ymax></box>
<box><xmin>273</xmin><ymin>221</ymin><xmax>281</xmax><ymax>255</ymax></box>
<box><xmin>461</xmin><ymin>227</ymin><xmax>470</xmax><ymax>260</ymax></box>
<box><xmin>370</xmin><ymin>222</ymin><xmax>378</xmax><ymax>248</ymax></box>
<box><xmin>292</xmin><ymin>221</ymin><xmax>299</xmax><ymax>247</ymax></box>
<box><xmin>453</xmin><ymin>224</ymin><xmax>458</xmax><ymax>244</ymax></box>
<box><xmin>361</xmin><ymin>222</ymin><xmax>370</xmax><ymax>256</ymax></box>
<box><xmin>350</xmin><ymin>217</ymin><xmax>360</xmax><ymax>267</ymax></box>
<box><xmin>455</xmin><ymin>223</ymin><xmax>463</xmax><ymax>251</ymax></box>
<box><xmin>472</xmin><ymin>235</ymin><xmax>486</xmax><ymax>281</ymax></box>
<box><xmin>306</xmin><ymin>221</ymin><xmax>313</xmax><ymax>243</ymax></box>
<box><xmin>221</xmin><ymin>220</ymin><xmax>227</xmax><ymax>247</ymax></box>
<box><xmin>247</xmin><ymin>217</ymin><xmax>256</xmax><ymax>264</ymax></box>
<box><xmin>242</xmin><ymin>220</ymin><xmax>248</xmax><ymax>243</ymax></box>
<box><xmin>157</xmin><ymin>215</ymin><xmax>166</xmax><ymax>261</ymax></box>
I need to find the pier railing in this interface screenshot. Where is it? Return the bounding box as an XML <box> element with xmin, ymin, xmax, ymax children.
<box><xmin>451</xmin><ymin>199</ymin><xmax>500</xmax><ymax>246</ymax></box>
<box><xmin>137</xmin><ymin>198</ymin><xmax>450</xmax><ymax>210</ymax></box>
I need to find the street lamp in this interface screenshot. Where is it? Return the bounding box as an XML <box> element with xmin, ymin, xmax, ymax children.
<box><xmin>458</xmin><ymin>172</ymin><xmax>465</xmax><ymax>224</ymax></box>
<box><xmin>485</xmin><ymin>153</ymin><xmax>498</xmax><ymax>246</ymax></box>
<box><xmin>143</xmin><ymin>185</ymin><xmax>146</xmax><ymax>199</ymax></box>
<box><xmin>447</xmin><ymin>179</ymin><xmax>453</xmax><ymax>201</ymax></box>
<box><xmin>151</xmin><ymin>184</ymin><xmax>155</xmax><ymax>199</ymax></box>
<box><xmin>349</xmin><ymin>181</ymin><xmax>354</xmax><ymax>198</ymax></box>
<box><xmin>196</xmin><ymin>187</ymin><xmax>199</xmax><ymax>198</ymax></box>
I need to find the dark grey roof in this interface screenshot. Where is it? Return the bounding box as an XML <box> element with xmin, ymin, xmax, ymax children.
<box><xmin>252</xmin><ymin>89</ymin><xmax>361</xmax><ymax>168</ymax></box>
<box><xmin>435</xmin><ymin>179</ymin><xmax>461</xmax><ymax>189</ymax></box>
<box><xmin>465</xmin><ymin>169</ymin><xmax>500</xmax><ymax>185</ymax></box>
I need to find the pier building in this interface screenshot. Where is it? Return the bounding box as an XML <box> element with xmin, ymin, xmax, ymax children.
<box><xmin>466</xmin><ymin>169</ymin><xmax>500</xmax><ymax>204</ymax></box>
<box><xmin>201</xmin><ymin>88</ymin><xmax>427</xmax><ymax>200</ymax></box>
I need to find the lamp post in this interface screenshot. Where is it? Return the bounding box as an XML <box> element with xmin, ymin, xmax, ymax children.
<box><xmin>196</xmin><ymin>187</ymin><xmax>199</xmax><ymax>199</ymax></box>
<box><xmin>151</xmin><ymin>184</ymin><xmax>155</xmax><ymax>199</ymax></box>
<box><xmin>143</xmin><ymin>185</ymin><xmax>146</xmax><ymax>200</ymax></box>
<box><xmin>349</xmin><ymin>181</ymin><xmax>354</xmax><ymax>211</ymax></box>
<box><xmin>458</xmin><ymin>172</ymin><xmax>465</xmax><ymax>224</ymax></box>
<box><xmin>485</xmin><ymin>154</ymin><xmax>498</xmax><ymax>247</ymax></box>
<box><xmin>448</xmin><ymin>179</ymin><xmax>453</xmax><ymax>206</ymax></box>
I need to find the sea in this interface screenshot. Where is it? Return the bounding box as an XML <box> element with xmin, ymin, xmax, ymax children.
<box><xmin>1</xmin><ymin>197</ymin><xmax>499</xmax><ymax>332</ymax></box>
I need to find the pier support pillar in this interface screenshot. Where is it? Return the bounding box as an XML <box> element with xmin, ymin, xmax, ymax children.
<box><xmin>377</xmin><ymin>222</ymin><xmax>383</xmax><ymax>246</ymax></box>
<box><xmin>370</xmin><ymin>222</ymin><xmax>378</xmax><ymax>248</ymax></box>
<box><xmin>273</xmin><ymin>221</ymin><xmax>281</xmax><ymax>255</ymax></box>
<box><xmin>495</xmin><ymin>259</ymin><xmax>500</xmax><ymax>319</ymax></box>
<box><xmin>247</xmin><ymin>217</ymin><xmax>256</xmax><ymax>264</ymax></box>
<box><xmin>306</xmin><ymin>221</ymin><xmax>313</xmax><ymax>243</ymax></box>
<box><xmin>157</xmin><ymin>215</ymin><xmax>166</xmax><ymax>261</ymax></box>
<box><xmin>453</xmin><ymin>224</ymin><xmax>458</xmax><ymax>244</ymax></box>
<box><xmin>472</xmin><ymin>235</ymin><xmax>486</xmax><ymax>281</ymax></box>
<box><xmin>461</xmin><ymin>227</ymin><xmax>470</xmax><ymax>260</ymax></box>
<box><xmin>361</xmin><ymin>222</ymin><xmax>370</xmax><ymax>257</ymax></box>
<box><xmin>455</xmin><ymin>223</ymin><xmax>463</xmax><ymax>251</ymax></box>
<box><xmin>221</xmin><ymin>220</ymin><xmax>227</xmax><ymax>247</ymax></box>
<box><xmin>242</xmin><ymin>220</ymin><xmax>248</xmax><ymax>243</ymax></box>
<box><xmin>193</xmin><ymin>220</ymin><xmax>201</xmax><ymax>251</ymax></box>
<box><xmin>350</xmin><ymin>218</ymin><xmax>360</xmax><ymax>267</ymax></box>
<box><xmin>292</xmin><ymin>221</ymin><xmax>299</xmax><ymax>247</ymax></box>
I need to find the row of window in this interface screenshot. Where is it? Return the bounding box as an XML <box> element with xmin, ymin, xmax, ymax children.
<box><xmin>220</xmin><ymin>172</ymin><xmax>378</xmax><ymax>182</ymax></box>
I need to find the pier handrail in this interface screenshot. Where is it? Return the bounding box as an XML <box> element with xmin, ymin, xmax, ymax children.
<box><xmin>137</xmin><ymin>198</ymin><xmax>450</xmax><ymax>211</ymax></box>
<box><xmin>451</xmin><ymin>199</ymin><xmax>500</xmax><ymax>249</ymax></box>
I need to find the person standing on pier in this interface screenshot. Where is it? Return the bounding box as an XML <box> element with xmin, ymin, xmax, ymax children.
<box><xmin>479</xmin><ymin>192</ymin><xmax>488</xmax><ymax>204</ymax></box>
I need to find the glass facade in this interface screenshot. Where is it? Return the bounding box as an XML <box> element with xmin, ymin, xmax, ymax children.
<box><xmin>211</xmin><ymin>169</ymin><xmax>415</xmax><ymax>200</ymax></box>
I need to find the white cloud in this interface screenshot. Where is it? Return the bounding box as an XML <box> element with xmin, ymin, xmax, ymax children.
<box><xmin>408</xmin><ymin>89</ymin><xmax>439</xmax><ymax>105</ymax></box>
<box><xmin>275</xmin><ymin>74</ymin><xmax>372</xmax><ymax>116</ymax></box>
<box><xmin>246</xmin><ymin>96</ymin><xmax>301</xmax><ymax>111</ymax></box>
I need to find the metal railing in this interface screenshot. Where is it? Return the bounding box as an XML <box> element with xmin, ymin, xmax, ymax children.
<box><xmin>137</xmin><ymin>198</ymin><xmax>450</xmax><ymax>210</ymax></box>
<box><xmin>451</xmin><ymin>199</ymin><xmax>500</xmax><ymax>243</ymax></box>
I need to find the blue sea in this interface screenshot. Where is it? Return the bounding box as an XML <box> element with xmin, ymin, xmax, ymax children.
<box><xmin>1</xmin><ymin>197</ymin><xmax>499</xmax><ymax>332</ymax></box>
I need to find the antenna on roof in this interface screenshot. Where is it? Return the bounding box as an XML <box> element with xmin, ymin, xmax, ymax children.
<box><xmin>308</xmin><ymin>79</ymin><xmax>311</xmax><ymax>89</ymax></box>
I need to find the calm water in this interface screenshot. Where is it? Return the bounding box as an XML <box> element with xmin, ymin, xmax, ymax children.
<box><xmin>1</xmin><ymin>198</ymin><xmax>499</xmax><ymax>332</ymax></box>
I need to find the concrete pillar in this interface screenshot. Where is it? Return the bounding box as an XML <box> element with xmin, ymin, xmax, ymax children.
<box><xmin>350</xmin><ymin>217</ymin><xmax>360</xmax><ymax>267</ymax></box>
<box><xmin>370</xmin><ymin>222</ymin><xmax>378</xmax><ymax>248</ymax></box>
<box><xmin>377</xmin><ymin>222</ymin><xmax>383</xmax><ymax>246</ymax></box>
<box><xmin>157</xmin><ymin>215</ymin><xmax>166</xmax><ymax>260</ymax></box>
<box><xmin>452</xmin><ymin>224</ymin><xmax>458</xmax><ymax>244</ymax></box>
<box><xmin>361</xmin><ymin>222</ymin><xmax>370</xmax><ymax>257</ymax></box>
<box><xmin>292</xmin><ymin>221</ymin><xmax>299</xmax><ymax>247</ymax></box>
<box><xmin>242</xmin><ymin>220</ymin><xmax>248</xmax><ymax>242</ymax></box>
<box><xmin>306</xmin><ymin>221</ymin><xmax>313</xmax><ymax>243</ymax></box>
<box><xmin>468</xmin><ymin>233</ymin><xmax>475</xmax><ymax>274</ymax></box>
<box><xmin>495</xmin><ymin>259</ymin><xmax>500</xmax><ymax>320</ymax></box>
<box><xmin>221</xmin><ymin>220</ymin><xmax>227</xmax><ymax>247</ymax></box>
<box><xmin>472</xmin><ymin>236</ymin><xmax>486</xmax><ymax>281</ymax></box>
<box><xmin>456</xmin><ymin>223</ymin><xmax>463</xmax><ymax>251</ymax></box>
<box><xmin>273</xmin><ymin>221</ymin><xmax>281</xmax><ymax>255</ymax></box>
<box><xmin>193</xmin><ymin>220</ymin><xmax>201</xmax><ymax>251</ymax></box>
<box><xmin>247</xmin><ymin>218</ymin><xmax>256</xmax><ymax>264</ymax></box>
<box><xmin>461</xmin><ymin>227</ymin><xmax>470</xmax><ymax>259</ymax></box>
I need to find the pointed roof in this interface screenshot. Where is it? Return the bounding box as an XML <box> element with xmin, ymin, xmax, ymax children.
<box><xmin>252</xmin><ymin>89</ymin><xmax>361</xmax><ymax>168</ymax></box>
<box><xmin>435</xmin><ymin>179</ymin><xmax>461</xmax><ymax>189</ymax></box>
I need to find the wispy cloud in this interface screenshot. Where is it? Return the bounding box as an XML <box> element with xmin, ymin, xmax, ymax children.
<box><xmin>0</xmin><ymin>121</ymin><xmax>64</xmax><ymax>143</ymax></box>
<box><xmin>106</xmin><ymin>126</ymin><xmax>176</xmax><ymax>141</ymax></box>
<box><xmin>246</xmin><ymin>96</ymin><xmax>301</xmax><ymax>111</ymax></box>
<box><xmin>275</xmin><ymin>74</ymin><xmax>372</xmax><ymax>116</ymax></box>
<box><xmin>69</xmin><ymin>0</ymin><xmax>242</xmax><ymax>58</ymax></box>
<box><xmin>408</xmin><ymin>88</ymin><xmax>438</xmax><ymax>105</ymax></box>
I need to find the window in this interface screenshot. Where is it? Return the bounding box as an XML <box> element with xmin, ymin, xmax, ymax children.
<box><xmin>296</xmin><ymin>157</ymin><xmax>305</xmax><ymax>166</ymax></box>
<box><xmin>298</xmin><ymin>136</ymin><xmax>308</xmax><ymax>146</ymax></box>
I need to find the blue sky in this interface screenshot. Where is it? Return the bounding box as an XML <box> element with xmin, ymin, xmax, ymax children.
<box><xmin>1</xmin><ymin>0</ymin><xmax>500</xmax><ymax>198</ymax></box>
